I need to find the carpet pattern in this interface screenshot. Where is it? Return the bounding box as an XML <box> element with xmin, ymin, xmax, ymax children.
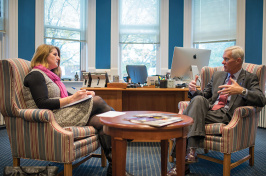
<box><xmin>0</xmin><ymin>127</ymin><xmax>266</xmax><ymax>176</ymax></box>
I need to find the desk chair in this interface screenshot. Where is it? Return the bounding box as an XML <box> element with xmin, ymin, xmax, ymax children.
<box><xmin>172</xmin><ymin>63</ymin><xmax>266</xmax><ymax>176</ymax></box>
<box><xmin>126</xmin><ymin>65</ymin><xmax>148</xmax><ymax>84</ymax></box>
<box><xmin>0</xmin><ymin>58</ymin><xmax>106</xmax><ymax>176</ymax></box>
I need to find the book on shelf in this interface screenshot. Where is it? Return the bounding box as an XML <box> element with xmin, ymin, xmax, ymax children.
<box><xmin>124</xmin><ymin>113</ymin><xmax>183</xmax><ymax>127</ymax></box>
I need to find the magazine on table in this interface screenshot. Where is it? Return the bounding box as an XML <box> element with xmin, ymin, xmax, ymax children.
<box><xmin>124</xmin><ymin>113</ymin><xmax>183</xmax><ymax>127</ymax></box>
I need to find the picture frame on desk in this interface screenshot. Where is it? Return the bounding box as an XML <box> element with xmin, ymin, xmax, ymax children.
<box><xmin>82</xmin><ymin>72</ymin><xmax>109</xmax><ymax>88</ymax></box>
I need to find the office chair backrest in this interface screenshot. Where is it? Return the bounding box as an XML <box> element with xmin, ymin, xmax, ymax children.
<box><xmin>126</xmin><ymin>65</ymin><xmax>148</xmax><ymax>84</ymax></box>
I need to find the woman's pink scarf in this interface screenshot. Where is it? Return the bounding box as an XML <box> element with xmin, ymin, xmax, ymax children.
<box><xmin>33</xmin><ymin>65</ymin><xmax>68</xmax><ymax>98</ymax></box>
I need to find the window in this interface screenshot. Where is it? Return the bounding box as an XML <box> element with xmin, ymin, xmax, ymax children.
<box><xmin>193</xmin><ymin>0</ymin><xmax>237</xmax><ymax>67</ymax></box>
<box><xmin>0</xmin><ymin>0</ymin><xmax>5</xmax><ymax>60</ymax></box>
<box><xmin>44</xmin><ymin>0</ymin><xmax>87</xmax><ymax>79</ymax></box>
<box><xmin>119</xmin><ymin>0</ymin><xmax>160</xmax><ymax>76</ymax></box>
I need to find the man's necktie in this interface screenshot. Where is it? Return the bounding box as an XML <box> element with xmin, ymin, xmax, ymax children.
<box><xmin>211</xmin><ymin>75</ymin><xmax>233</xmax><ymax>110</ymax></box>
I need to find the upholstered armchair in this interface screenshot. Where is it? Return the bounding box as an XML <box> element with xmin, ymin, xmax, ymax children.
<box><xmin>173</xmin><ymin>63</ymin><xmax>266</xmax><ymax>176</ymax></box>
<box><xmin>0</xmin><ymin>58</ymin><xmax>106</xmax><ymax>176</ymax></box>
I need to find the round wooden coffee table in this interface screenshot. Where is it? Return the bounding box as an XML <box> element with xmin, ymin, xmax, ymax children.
<box><xmin>99</xmin><ymin>111</ymin><xmax>193</xmax><ymax>176</ymax></box>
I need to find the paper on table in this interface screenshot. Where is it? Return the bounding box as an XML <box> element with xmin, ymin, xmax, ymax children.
<box><xmin>96</xmin><ymin>111</ymin><xmax>126</xmax><ymax>117</ymax></box>
<box><xmin>61</xmin><ymin>95</ymin><xmax>92</xmax><ymax>108</ymax></box>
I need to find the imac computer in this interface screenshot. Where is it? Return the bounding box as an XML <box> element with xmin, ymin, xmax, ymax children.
<box><xmin>170</xmin><ymin>47</ymin><xmax>211</xmax><ymax>82</ymax></box>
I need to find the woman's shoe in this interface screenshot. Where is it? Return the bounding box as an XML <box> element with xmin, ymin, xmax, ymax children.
<box><xmin>185</xmin><ymin>147</ymin><xmax>198</xmax><ymax>164</ymax></box>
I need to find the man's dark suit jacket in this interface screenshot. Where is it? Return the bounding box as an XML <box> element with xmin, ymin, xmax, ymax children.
<box><xmin>189</xmin><ymin>69</ymin><xmax>266</xmax><ymax>118</ymax></box>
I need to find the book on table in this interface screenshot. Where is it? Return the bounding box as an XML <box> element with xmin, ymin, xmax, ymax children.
<box><xmin>124</xmin><ymin>113</ymin><xmax>183</xmax><ymax>127</ymax></box>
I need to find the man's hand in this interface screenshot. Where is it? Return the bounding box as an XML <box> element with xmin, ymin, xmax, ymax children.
<box><xmin>189</xmin><ymin>75</ymin><xmax>199</xmax><ymax>92</ymax></box>
<box><xmin>217</xmin><ymin>77</ymin><xmax>243</xmax><ymax>95</ymax></box>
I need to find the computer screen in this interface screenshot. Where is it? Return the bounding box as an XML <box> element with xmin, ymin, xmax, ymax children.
<box><xmin>170</xmin><ymin>47</ymin><xmax>211</xmax><ymax>80</ymax></box>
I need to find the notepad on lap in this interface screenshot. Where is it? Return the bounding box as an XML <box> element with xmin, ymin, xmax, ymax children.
<box><xmin>61</xmin><ymin>95</ymin><xmax>92</xmax><ymax>108</ymax></box>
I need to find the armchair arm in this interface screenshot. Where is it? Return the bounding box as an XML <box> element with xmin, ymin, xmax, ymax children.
<box><xmin>18</xmin><ymin>108</ymin><xmax>72</xmax><ymax>135</ymax></box>
<box><xmin>222</xmin><ymin>106</ymin><xmax>258</xmax><ymax>153</ymax></box>
<box><xmin>15</xmin><ymin>108</ymin><xmax>75</xmax><ymax>162</ymax></box>
<box><xmin>178</xmin><ymin>101</ymin><xmax>190</xmax><ymax>114</ymax></box>
<box><xmin>19</xmin><ymin>109</ymin><xmax>54</xmax><ymax>123</ymax></box>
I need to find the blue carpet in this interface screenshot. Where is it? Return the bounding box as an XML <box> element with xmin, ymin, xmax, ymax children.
<box><xmin>0</xmin><ymin>127</ymin><xmax>266</xmax><ymax>176</ymax></box>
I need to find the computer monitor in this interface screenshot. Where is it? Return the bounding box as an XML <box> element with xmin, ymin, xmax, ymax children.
<box><xmin>170</xmin><ymin>47</ymin><xmax>211</xmax><ymax>80</ymax></box>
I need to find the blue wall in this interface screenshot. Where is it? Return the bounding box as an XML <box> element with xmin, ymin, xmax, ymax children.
<box><xmin>168</xmin><ymin>0</ymin><xmax>184</xmax><ymax>69</ymax></box>
<box><xmin>96</xmin><ymin>0</ymin><xmax>111</xmax><ymax>69</ymax></box>
<box><xmin>245</xmin><ymin>0</ymin><xmax>264</xmax><ymax>64</ymax></box>
<box><xmin>18</xmin><ymin>0</ymin><xmax>35</xmax><ymax>61</ymax></box>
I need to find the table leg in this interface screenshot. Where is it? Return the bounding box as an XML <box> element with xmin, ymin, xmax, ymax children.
<box><xmin>175</xmin><ymin>137</ymin><xmax>186</xmax><ymax>176</ymax></box>
<box><xmin>112</xmin><ymin>137</ymin><xmax>127</xmax><ymax>176</ymax></box>
<box><xmin>161</xmin><ymin>140</ymin><xmax>169</xmax><ymax>176</ymax></box>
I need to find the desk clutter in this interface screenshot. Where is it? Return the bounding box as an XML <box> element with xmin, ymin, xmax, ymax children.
<box><xmin>81</xmin><ymin>71</ymin><xmax>189</xmax><ymax>88</ymax></box>
<box><xmin>82</xmin><ymin>72</ymin><xmax>109</xmax><ymax>88</ymax></box>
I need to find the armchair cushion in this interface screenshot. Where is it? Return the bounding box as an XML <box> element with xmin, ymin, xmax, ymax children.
<box><xmin>205</xmin><ymin>123</ymin><xmax>225</xmax><ymax>135</ymax></box>
<box><xmin>64</xmin><ymin>126</ymin><xmax>98</xmax><ymax>140</ymax></box>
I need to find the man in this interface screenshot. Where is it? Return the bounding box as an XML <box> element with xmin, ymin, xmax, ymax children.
<box><xmin>167</xmin><ymin>46</ymin><xmax>266</xmax><ymax>175</ymax></box>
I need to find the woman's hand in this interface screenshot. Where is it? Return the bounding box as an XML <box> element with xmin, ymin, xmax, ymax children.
<box><xmin>69</xmin><ymin>89</ymin><xmax>89</xmax><ymax>103</ymax></box>
<box><xmin>86</xmin><ymin>91</ymin><xmax>95</xmax><ymax>97</ymax></box>
<box><xmin>60</xmin><ymin>90</ymin><xmax>95</xmax><ymax>107</ymax></box>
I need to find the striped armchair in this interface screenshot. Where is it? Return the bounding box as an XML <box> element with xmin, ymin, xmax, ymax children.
<box><xmin>177</xmin><ymin>63</ymin><xmax>266</xmax><ymax>176</ymax></box>
<box><xmin>0</xmin><ymin>58</ymin><xmax>106</xmax><ymax>176</ymax></box>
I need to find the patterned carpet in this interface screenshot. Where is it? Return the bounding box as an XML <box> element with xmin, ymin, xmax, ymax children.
<box><xmin>0</xmin><ymin>127</ymin><xmax>266</xmax><ymax>176</ymax></box>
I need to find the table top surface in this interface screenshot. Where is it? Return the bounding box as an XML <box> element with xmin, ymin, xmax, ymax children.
<box><xmin>99</xmin><ymin>111</ymin><xmax>193</xmax><ymax>131</ymax></box>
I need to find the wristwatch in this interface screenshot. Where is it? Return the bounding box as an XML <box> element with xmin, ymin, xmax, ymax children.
<box><xmin>241</xmin><ymin>88</ymin><xmax>247</xmax><ymax>96</ymax></box>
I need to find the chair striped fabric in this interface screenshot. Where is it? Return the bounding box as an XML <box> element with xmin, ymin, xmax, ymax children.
<box><xmin>0</xmin><ymin>58</ymin><xmax>106</xmax><ymax>176</ymax></box>
<box><xmin>177</xmin><ymin>63</ymin><xmax>266</xmax><ymax>176</ymax></box>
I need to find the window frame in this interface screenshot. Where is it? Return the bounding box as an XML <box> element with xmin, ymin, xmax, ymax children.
<box><xmin>184</xmin><ymin>0</ymin><xmax>245</xmax><ymax>57</ymax></box>
<box><xmin>111</xmin><ymin>0</ymin><xmax>169</xmax><ymax>78</ymax></box>
<box><xmin>36</xmin><ymin>0</ymin><xmax>89</xmax><ymax>76</ymax></box>
<box><xmin>1</xmin><ymin>0</ymin><xmax>18</xmax><ymax>60</ymax></box>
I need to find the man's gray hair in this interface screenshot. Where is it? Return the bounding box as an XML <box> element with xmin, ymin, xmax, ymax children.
<box><xmin>225</xmin><ymin>46</ymin><xmax>244</xmax><ymax>62</ymax></box>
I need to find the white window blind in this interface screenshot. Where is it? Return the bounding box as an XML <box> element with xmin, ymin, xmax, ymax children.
<box><xmin>0</xmin><ymin>0</ymin><xmax>5</xmax><ymax>32</ymax></box>
<box><xmin>44</xmin><ymin>0</ymin><xmax>86</xmax><ymax>42</ymax></box>
<box><xmin>193</xmin><ymin>0</ymin><xmax>237</xmax><ymax>43</ymax></box>
<box><xmin>119</xmin><ymin>0</ymin><xmax>160</xmax><ymax>44</ymax></box>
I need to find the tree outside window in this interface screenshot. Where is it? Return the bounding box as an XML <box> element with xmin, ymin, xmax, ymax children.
<box><xmin>44</xmin><ymin>0</ymin><xmax>86</xmax><ymax>79</ymax></box>
<box><xmin>119</xmin><ymin>0</ymin><xmax>160</xmax><ymax>77</ymax></box>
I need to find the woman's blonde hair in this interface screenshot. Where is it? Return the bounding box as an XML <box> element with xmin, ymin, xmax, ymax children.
<box><xmin>31</xmin><ymin>44</ymin><xmax>56</xmax><ymax>68</ymax></box>
<box><xmin>31</xmin><ymin>44</ymin><xmax>61</xmax><ymax>77</ymax></box>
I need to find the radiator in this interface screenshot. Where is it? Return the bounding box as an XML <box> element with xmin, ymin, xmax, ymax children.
<box><xmin>0</xmin><ymin>113</ymin><xmax>5</xmax><ymax>126</ymax></box>
<box><xmin>259</xmin><ymin>107</ymin><xmax>266</xmax><ymax>128</ymax></box>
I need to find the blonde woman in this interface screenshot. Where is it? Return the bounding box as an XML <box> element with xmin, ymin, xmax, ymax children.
<box><xmin>23</xmin><ymin>44</ymin><xmax>122</xmax><ymax>176</ymax></box>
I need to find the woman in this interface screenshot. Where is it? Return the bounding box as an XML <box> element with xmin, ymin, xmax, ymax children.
<box><xmin>23</xmin><ymin>44</ymin><xmax>117</xmax><ymax>176</ymax></box>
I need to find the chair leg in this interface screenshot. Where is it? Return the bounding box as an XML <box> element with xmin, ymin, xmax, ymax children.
<box><xmin>13</xmin><ymin>157</ymin><xmax>20</xmax><ymax>166</ymax></box>
<box><xmin>64</xmin><ymin>163</ymin><xmax>73</xmax><ymax>176</ymax></box>
<box><xmin>223</xmin><ymin>153</ymin><xmax>231</xmax><ymax>176</ymax></box>
<box><xmin>169</xmin><ymin>139</ymin><xmax>174</xmax><ymax>162</ymax></box>
<box><xmin>249</xmin><ymin>146</ymin><xmax>254</xmax><ymax>166</ymax></box>
<box><xmin>101</xmin><ymin>147</ymin><xmax>107</xmax><ymax>167</ymax></box>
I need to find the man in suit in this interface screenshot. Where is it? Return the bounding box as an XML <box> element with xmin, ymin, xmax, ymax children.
<box><xmin>167</xmin><ymin>46</ymin><xmax>266</xmax><ymax>175</ymax></box>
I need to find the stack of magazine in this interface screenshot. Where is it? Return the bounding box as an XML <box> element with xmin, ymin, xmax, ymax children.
<box><xmin>124</xmin><ymin>113</ymin><xmax>183</xmax><ymax>127</ymax></box>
